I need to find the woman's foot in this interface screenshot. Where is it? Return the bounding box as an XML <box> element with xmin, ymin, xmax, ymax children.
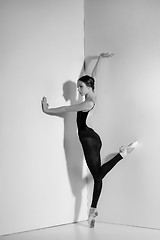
<box><xmin>88</xmin><ymin>207</ymin><xmax>98</xmax><ymax>228</ymax></box>
<box><xmin>119</xmin><ymin>141</ymin><xmax>138</xmax><ymax>157</ymax></box>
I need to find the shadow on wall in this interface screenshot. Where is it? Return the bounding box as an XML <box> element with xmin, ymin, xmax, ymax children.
<box><xmin>50</xmin><ymin>74</ymin><xmax>86</xmax><ymax>221</ymax></box>
<box><xmin>62</xmin><ymin>80</ymin><xmax>85</xmax><ymax>222</ymax></box>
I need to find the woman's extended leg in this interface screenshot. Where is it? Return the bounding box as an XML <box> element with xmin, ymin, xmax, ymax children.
<box><xmin>88</xmin><ymin>142</ymin><xmax>138</xmax><ymax>208</ymax></box>
<box><xmin>98</xmin><ymin>153</ymin><xmax>123</xmax><ymax>180</ymax></box>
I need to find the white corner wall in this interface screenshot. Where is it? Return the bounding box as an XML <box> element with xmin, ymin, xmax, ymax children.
<box><xmin>85</xmin><ymin>0</ymin><xmax>160</xmax><ymax>229</ymax></box>
<box><xmin>0</xmin><ymin>0</ymin><xmax>87</xmax><ymax>235</ymax></box>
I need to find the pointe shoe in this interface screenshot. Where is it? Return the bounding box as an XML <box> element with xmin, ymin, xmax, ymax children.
<box><xmin>88</xmin><ymin>208</ymin><xmax>98</xmax><ymax>228</ymax></box>
<box><xmin>119</xmin><ymin>141</ymin><xmax>138</xmax><ymax>157</ymax></box>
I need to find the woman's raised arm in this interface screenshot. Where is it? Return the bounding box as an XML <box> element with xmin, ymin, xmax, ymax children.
<box><xmin>91</xmin><ymin>52</ymin><xmax>114</xmax><ymax>80</ymax></box>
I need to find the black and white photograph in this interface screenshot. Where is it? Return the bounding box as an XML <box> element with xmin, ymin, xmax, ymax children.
<box><xmin>1</xmin><ymin>0</ymin><xmax>160</xmax><ymax>239</ymax></box>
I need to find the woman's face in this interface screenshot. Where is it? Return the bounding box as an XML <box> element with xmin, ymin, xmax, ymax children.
<box><xmin>77</xmin><ymin>80</ymin><xmax>89</xmax><ymax>96</ymax></box>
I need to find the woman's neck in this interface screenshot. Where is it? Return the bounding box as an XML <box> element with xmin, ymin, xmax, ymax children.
<box><xmin>85</xmin><ymin>91</ymin><xmax>96</xmax><ymax>101</ymax></box>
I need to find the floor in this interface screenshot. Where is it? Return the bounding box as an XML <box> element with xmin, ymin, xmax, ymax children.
<box><xmin>1</xmin><ymin>221</ymin><xmax>160</xmax><ymax>240</ymax></box>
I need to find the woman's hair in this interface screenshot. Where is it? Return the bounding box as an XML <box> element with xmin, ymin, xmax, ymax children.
<box><xmin>78</xmin><ymin>75</ymin><xmax>95</xmax><ymax>91</ymax></box>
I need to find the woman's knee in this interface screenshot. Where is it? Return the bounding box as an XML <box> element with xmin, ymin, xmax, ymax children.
<box><xmin>93</xmin><ymin>175</ymin><xmax>102</xmax><ymax>182</ymax></box>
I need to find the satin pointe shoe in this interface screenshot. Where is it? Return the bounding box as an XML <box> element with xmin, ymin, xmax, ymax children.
<box><xmin>119</xmin><ymin>141</ymin><xmax>138</xmax><ymax>157</ymax></box>
<box><xmin>88</xmin><ymin>208</ymin><xmax>98</xmax><ymax>228</ymax></box>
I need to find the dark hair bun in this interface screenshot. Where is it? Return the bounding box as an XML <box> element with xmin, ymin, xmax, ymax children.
<box><xmin>78</xmin><ymin>75</ymin><xmax>95</xmax><ymax>91</ymax></box>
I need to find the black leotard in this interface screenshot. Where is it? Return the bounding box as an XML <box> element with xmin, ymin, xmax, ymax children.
<box><xmin>76</xmin><ymin>105</ymin><xmax>122</xmax><ymax>208</ymax></box>
<box><xmin>77</xmin><ymin>107</ymin><xmax>103</xmax><ymax>180</ymax></box>
<box><xmin>77</xmin><ymin>110</ymin><xmax>102</xmax><ymax>164</ymax></box>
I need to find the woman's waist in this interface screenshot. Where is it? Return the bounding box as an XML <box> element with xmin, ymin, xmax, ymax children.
<box><xmin>78</xmin><ymin>126</ymin><xmax>100</xmax><ymax>138</ymax></box>
<box><xmin>78</xmin><ymin>125</ymin><xmax>92</xmax><ymax>132</ymax></box>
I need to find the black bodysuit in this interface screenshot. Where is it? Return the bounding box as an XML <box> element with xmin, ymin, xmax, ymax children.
<box><xmin>77</xmin><ymin>107</ymin><xmax>123</xmax><ymax>208</ymax></box>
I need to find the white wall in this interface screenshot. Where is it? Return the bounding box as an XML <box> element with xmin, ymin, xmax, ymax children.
<box><xmin>0</xmin><ymin>0</ymin><xmax>87</xmax><ymax>235</ymax></box>
<box><xmin>85</xmin><ymin>0</ymin><xmax>160</xmax><ymax>229</ymax></box>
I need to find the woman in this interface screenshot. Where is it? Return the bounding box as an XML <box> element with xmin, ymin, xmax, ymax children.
<box><xmin>41</xmin><ymin>53</ymin><xmax>138</xmax><ymax>228</ymax></box>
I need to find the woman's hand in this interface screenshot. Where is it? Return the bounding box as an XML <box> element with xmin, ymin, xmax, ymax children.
<box><xmin>99</xmin><ymin>52</ymin><xmax>114</xmax><ymax>58</ymax></box>
<box><xmin>41</xmin><ymin>97</ymin><xmax>49</xmax><ymax>113</ymax></box>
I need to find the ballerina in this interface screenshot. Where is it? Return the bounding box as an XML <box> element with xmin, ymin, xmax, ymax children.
<box><xmin>41</xmin><ymin>52</ymin><xmax>138</xmax><ymax>228</ymax></box>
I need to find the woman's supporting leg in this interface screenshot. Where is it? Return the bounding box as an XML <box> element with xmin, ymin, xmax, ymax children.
<box><xmin>91</xmin><ymin>180</ymin><xmax>102</xmax><ymax>208</ymax></box>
